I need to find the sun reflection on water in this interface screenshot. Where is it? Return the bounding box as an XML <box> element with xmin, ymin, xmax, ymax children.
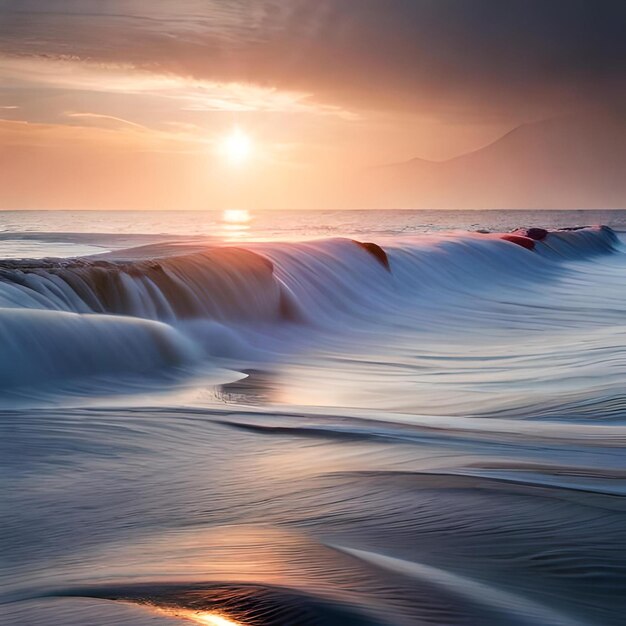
<box><xmin>221</xmin><ymin>209</ymin><xmax>251</xmax><ymax>239</ymax></box>
<box><xmin>223</xmin><ymin>209</ymin><xmax>250</xmax><ymax>225</ymax></box>
<box><xmin>189</xmin><ymin>611</ymin><xmax>242</xmax><ymax>626</ymax></box>
<box><xmin>158</xmin><ymin>608</ymin><xmax>243</xmax><ymax>626</ymax></box>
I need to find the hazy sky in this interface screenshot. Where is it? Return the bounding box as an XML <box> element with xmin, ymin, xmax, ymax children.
<box><xmin>0</xmin><ymin>0</ymin><xmax>625</xmax><ymax>209</ymax></box>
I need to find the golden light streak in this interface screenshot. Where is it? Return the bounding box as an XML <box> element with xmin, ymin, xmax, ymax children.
<box><xmin>156</xmin><ymin>607</ymin><xmax>243</xmax><ymax>626</ymax></box>
<box><xmin>190</xmin><ymin>612</ymin><xmax>242</xmax><ymax>626</ymax></box>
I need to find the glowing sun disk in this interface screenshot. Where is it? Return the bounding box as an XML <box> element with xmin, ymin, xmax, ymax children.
<box><xmin>220</xmin><ymin>127</ymin><xmax>252</xmax><ymax>165</ymax></box>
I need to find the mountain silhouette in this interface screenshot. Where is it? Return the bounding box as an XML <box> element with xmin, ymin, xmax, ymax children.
<box><xmin>360</xmin><ymin>113</ymin><xmax>626</xmax><ymax>208</ymax></box>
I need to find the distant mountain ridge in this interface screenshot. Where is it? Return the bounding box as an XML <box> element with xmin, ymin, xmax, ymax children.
<box><xmin>358</xmin><ymin>114</ymin><xmax>626</xmax><ymax>208</ymax></box>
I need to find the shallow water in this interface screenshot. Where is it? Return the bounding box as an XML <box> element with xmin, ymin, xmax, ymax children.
<box><xmin>1</xmin><ymin>210</ymin><xmax>626</xmax><ymax>625</ymax></box>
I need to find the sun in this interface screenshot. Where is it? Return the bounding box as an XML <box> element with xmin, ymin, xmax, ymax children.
<box><xmin>219</xmin><ymin>127</ymin><xmax>252</xmax><ymax>165</ymax></box>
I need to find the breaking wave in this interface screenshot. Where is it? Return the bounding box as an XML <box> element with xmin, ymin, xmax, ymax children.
<box><xmin>3</xmin><ymin>219</ymin><xmax>626</xmax><ymax>626</ymax></box>
<box><xmin>0</xmin><ymin>225</ymin><xmax>621</xmax><ymax>402</ymax></box>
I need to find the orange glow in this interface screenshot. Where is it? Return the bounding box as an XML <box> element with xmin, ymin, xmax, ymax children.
<box><xmin>188</xmin><ymin>611</ymin><xmax>242</xmax><ymax>626</ymax></box>
<box><xmin>156</xmin><ymin>608</ymin><xmax>243</xmax><ymax>626</ymax></box>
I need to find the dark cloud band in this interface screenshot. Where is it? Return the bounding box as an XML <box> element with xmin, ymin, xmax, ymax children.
<box><xmin>1</xmin><ymin>0</ymin><xmax>625</xmax><ymax>119</ymax></box>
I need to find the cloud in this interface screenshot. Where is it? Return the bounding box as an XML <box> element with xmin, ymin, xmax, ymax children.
<box><xmin>0</xmin><ymin>0</ymin><xmax>625</xmax><ymax>121</ymax></box>
<box><xmin>0</xmin><ymin>54</ymin><xmax>356</xmax><ymax>120</ymax></box>
<box><xmin>64</xmin><ymin>111</ymin><xmax>150</xmax><ymax>129</ymax></box>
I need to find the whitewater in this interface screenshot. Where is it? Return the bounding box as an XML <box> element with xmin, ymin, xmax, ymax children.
<box><xmin>1</xmin><ymin>209</ymin><xmax>626</xmax><ymax>626</ymax></box>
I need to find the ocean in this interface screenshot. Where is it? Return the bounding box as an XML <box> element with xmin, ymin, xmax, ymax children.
<box><xmin>1</xmin><ymin>209</ymin><xmax>625</xmax><ymax>626</ymax></box>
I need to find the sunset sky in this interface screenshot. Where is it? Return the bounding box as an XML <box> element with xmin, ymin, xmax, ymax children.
<box><xmin>1</xmin><ymin>0</ymin><xmax>625</xmax><ymax>210</ymax></box>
